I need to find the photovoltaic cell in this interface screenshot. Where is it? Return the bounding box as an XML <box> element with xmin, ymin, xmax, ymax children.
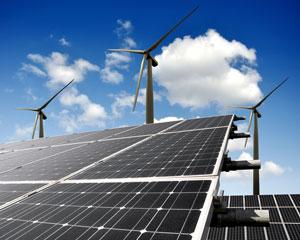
<box><xmin>0</xmin><ymin>137</ymin><xmax>145</xmax><ymax>181</ymax></box>
<box><xmin>207</xmin><ymin>194</ymin><xmax>300</xmax><ymax>240</ymax></box>
<box><xmin>108</xmin><ymin>121</ymin><xmax>180</xmax><ymax>139</ymax></box>
<box><xmin>73</xmin><ymin>128</ymin><xmax>227</xmax><ymax>180</ymax></box>
<box><xmin>0</xmin><ymin>126</ymin><xmax>134</xmax><ymax>151</ymax></box>
<box><xmin>165</xmin><ymin>115</ymin><xmax>232</xmax><ymax>133</ymax></box>
<box><xmin>0</xmin><ymin>180</ymin><xmax>211</xmax><ymax>240</ymax></box>
<box><xmin>0</xmin><ymin>184</ymin><xmax>44</xmax><ymax>204</ymax></box>
<box><xmin>0</xmin><ymin>144</ymin><xmax>85</xmax><ymax>173</ymax></box>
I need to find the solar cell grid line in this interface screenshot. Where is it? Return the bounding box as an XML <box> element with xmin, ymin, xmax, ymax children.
<box><xmin>0</xmin><ymin>136</ymin><xmax>146</xmax><ymax>181</ymax></box>
<box><xmin>0</xmin><ymin>125</ymin><xmax>135</xmax><ymax>152</ymax></box>
<box><xmin>0</xmin><ymin>178</ymin><xmax>217</xmax><ymax>240</ymax></box>
<box><xmin>71</xmin><ymin>127</ymin><xmax>230</xmax><ymax>180</ymax></box>
<box><xmin>47</xmin><ymin>119</ymin><xmax>185</xmax><ymax>184</ymax></box>
<box><xmin>107</xmin><ymin>120</ymin><xmax>182</xmax><ymax>139</ymax></box>
<box><xmin>0</xmin><ymin>184</ymin><xmax>44</xmax><ymax>204</ymax></box>
<box><xmin>165</xmin><ymin>115</ymin><xmax>232</xmax><ymax>133</ymax></box>
<box><xmin>0</xmin><ymin>143</ymin><xmax>87</xmax><ymax>175</ymax></box>
<box><xmin>273</xmin><ymin>194</ymin><xmax>293</xmax><ymax>239</ymax></box>
<box><xmin>66</xmin><ymin>126</ymin><xmax>137</xmax><ymax>144</ymax></box>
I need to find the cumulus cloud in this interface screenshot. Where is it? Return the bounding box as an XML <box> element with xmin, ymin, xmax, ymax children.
<box><xmin>101</xmin><ymin>19</ymin><xmax>136</xmax><ymax>84</ymax></box>
<box><xmin>22</xmin><ymin>52</ymin><xmax>106</xmax><ymax>133</ymax></box>
<box><xmin>13</xmin><ymin>124</ymin><xmax>33</xmax><ymax>140</ymax></box>
<box><xmin>26</xmin><ymin>52</ymin><xmax>100</xmax><ymax>88</ymax></box>
<box><xmin>60</xmin><ymin>87</ymin><xmax>107</xmax><ymax>129</ymax></box>
<box><xmin>114</xmin><ymin>19</ymin><xmax>133</xmax><ymax>37</ymax></box>
<box><xmin>21</xmin><ymin>63</ymin><xmax>47</xmax><ymax>77</ymax></box>
<box><xmin>111</xmin><ymin>88</ymin><xmax>161</xmax><ymax>118</ymax></box>
<box><xmin>154</xmin><ymin>116</ymin><xmax>184</xmax><ymax>123</ymax></box>
<box><xmin>154</xmin><ymin>29</ymin><xmax>262</xmax><ymax>109</ymax></box>
<box><xmin>59</xmin><ymin>37</ymin><xmax>70</xmax><ymax>47</ymax></box>
<box><xmin>25</xmin><ymin>88</ymin><xmax>38</xmax><ymax>101</ymax></box>
<box><xmin>261</xmin><ymin>161</ymin><xmax>285</xmax><ymax>176</ymax></box>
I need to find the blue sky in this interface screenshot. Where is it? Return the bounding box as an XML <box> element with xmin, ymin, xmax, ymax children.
<box><xmin>0</xmin><ymin>0</ymin><xmax>299</xmax><ymax>195</ymax></box>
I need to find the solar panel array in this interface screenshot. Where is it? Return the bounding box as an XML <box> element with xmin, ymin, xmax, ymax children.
<box><xmin>0</xmin><ymin>115</ymin><xmax>234</xmax><ymax>240</ymax></box>
<box><xmin>207</xmin><ymin>194</ymin><xmax>300</xmax><ymax>240</ymax></box>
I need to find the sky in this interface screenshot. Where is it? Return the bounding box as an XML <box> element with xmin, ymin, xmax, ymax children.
<box><xmin>0</xmin><ymin>0</ymin><xmax>299</xmax><ymax>195</ymax></box>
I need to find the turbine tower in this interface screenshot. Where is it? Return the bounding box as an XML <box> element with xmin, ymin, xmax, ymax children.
<box><xmin>17</xmin><ymin>79</ymin><xmax>74</xmax><ymax>139</ymax></box>
<box><xmin>108</xmin><ymin>6</ymin><xmax>198</xmax><ymax>124</ymax></box>
<box><xmin>232</xmin><ymin>77</ymin><xmax>288</xmax><ymax>195</ymax></box>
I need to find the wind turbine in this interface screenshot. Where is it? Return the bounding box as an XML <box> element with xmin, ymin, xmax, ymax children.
<box><xmin>17</xmin><ymin>79</ymin><xmax>74</xmax><ymax>139</ymax></box>
<box><xmin>108</xmin><ymin>6</ymin><xmax>199</xmax><ymax>124</ymax></box>
<box><xmin>231</xmin><ymin>77</ymin><xmax>288</xmax><ymax>195</ymax></box>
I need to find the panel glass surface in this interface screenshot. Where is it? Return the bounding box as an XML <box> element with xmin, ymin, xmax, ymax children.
<box><xmin>0</xmin><ymin>180</ymin><xmax>211</xmax><ymax>240</ymax></box>
<box><xmin>108</xmin><ymin>121</ymin><xmax>180</xmax><ymax>139</ymax></box>
<box><xmin>0</xmin><ymin>144</ymin><xmax>86</xmax><ymax>174</ymax></box>
<box><xmin>0</xmin><ymin>184</ymin><xmax>44</xmax><ymax>204</ymax></box>
<box><xmin>73</xmin><ymin>128</ymin><xmax>227</xmax><ymax>180</ymax></box>
<box><xmin>0</xmin><ymin>126</ymin><xmax>134</xmax><ymax>151</ymax></box>
<box><xmin>0</xmin><ymin>137</ymin><xmax>145</xmax><ymax>181</ymax></box>
<box><xmin>166</xmin><ymin>115</ymin><xmax>232</xmax><ymax>133</ymax></box>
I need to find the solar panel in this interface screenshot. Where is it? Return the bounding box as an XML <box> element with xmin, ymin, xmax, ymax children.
<box><xmin>0</xmin><ymin>184</ymin><xmax>44</xmax><ymax>204</ymax></box>
<box><xmin>0</xmin><ymin>126</ymin><xmax>135</xmax><ymax>151</ymax></box>
<box><xmin>165</xmin><ymin>115</ymin><xmax>232</xmax><ymax>133</ymax></box>
<box><xmin>0</xmin><ymin>137</ymin><xmax>146</xmax><ymax>181</ymax></box>
<box><xmin>207</xmin><ymin>194</ymin><xmax>300</xmax><ymax>240</ymax></box>
<box><xmin>0</xmin><ymin>179</ymin><xmax>216</xmax><ymax>240</ymax></box>
<box><xmin>0</xmin><ymin>115</ymin><xmax>235</xmax><ymax>240</ymax></box>
<box><xmin>108</xmin><ymin>121</ymin><xmax>180</xmax><ymax>139</ymax></box>
<box><xmin>73</xmin><ymin>128</ymin><xmax>228</xmax><ymax>180</ymax></box>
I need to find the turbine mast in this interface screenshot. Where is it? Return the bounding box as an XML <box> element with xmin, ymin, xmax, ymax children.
<box><xmin>39</xmin><ymin>112</ymin><xmax>45</xmax><ymax>138</ymax></box>
<box><xmin>146</xmin><ymin>57</ymin><xmax>154</xmax><ymax>123</ymax></box>
<box><xmin>253</xmin><ymin>112</ymin><xmax>260</xmax><ymax>195</ymax></box>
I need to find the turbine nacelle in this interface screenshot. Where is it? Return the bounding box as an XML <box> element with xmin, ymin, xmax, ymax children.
<box><xmin>108</xmin><ymin>6</ymin><xmax>199</xmax><ymax>123</ymax></box>
<box><xmin>147</xmin><ymin>54</ymin><xmax>158</xmax><ymax>67</ymax></box>
<box><xmin>17</xmin><ymin>79</ymin><xmax>74</xmax><ymax>139</ymax></box>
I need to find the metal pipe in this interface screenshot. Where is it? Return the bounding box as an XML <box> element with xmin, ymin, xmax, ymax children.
<box><xmin>211</xmin><ymin>209</ymin><xmax>269</xmax><ymax>227</ymax></box>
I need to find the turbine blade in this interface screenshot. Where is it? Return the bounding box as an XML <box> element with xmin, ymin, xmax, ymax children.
<box><xmin>244</xmin><ymin>111</ymin><xmax>254</xmax><ymax>148</ymax></box>
<box><xmin>16</xmin><ymin>108</ymin><xmax>38</xmax><ymax>111</ymax></box>
<box><xmin>132</xmin><ymin>55</ymin><xmax>146</xmax><ymax>111</ymax></box>
<box><xmin>254</xmin><ymin>77</ymin><xmax>288</xmax><ymax>108</ymax></box>
<box><xmin>146</xmin><ymin>6</ymin><xmax>199</xmax><ymax>53</ymax></box>
<box><xmin>227</xmin><ymin>105</ymin><xmax>252</xmax><ymax>110</ymax></box>
<box><xmin>108</xmin><ymin>49</ymin><xmax>144</xmax><ymax>54</ymax></box>
<box><xmin>39</xmin><ymin>79</ymin><xmax>74</xmax><ymax>110</ymax></box>
<box><xmin>32</xmin><ymin>113</ymin><xmax>39</xmax><ymax>139</ymax></box>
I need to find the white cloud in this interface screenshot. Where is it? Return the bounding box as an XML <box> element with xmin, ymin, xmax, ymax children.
<box><xmin>23</xmin><ymin>52</ymin><xmax>106</xmax><ymax>132</ymax></box>
<box><xmin>21</xmin><ymin>63</ymin><xmax>47</xmax><ymax>77</ymax></box>
<box><xmin>101</xmin><ymin>19</ymin><xmax>136</xmax><ymax>84</ymax></box>
<box><xmin>123</xmin><ymin>37</ymin><xmax>137</xmax><ymax>48</ymax></box>
<box><xmin>115</xmin><ymin>19</ymin><xmax>133</xmax><ymax>37</ymax></box>
<box><xmin>59</xmin><ymin>37</ymin><xmax>70</xmax><ymax>47</ymax></box>
<box><xmin>59</xmin><ymin>87</ymin><xmax>107</xmax><ymax>132</ymax></box>
<box><xmin>14</xmin><ymin>124</ymin><xmax>33</xmax><ymax>140</ymax></box>
<box><xmin>111</xmin><ymin>88</ymin><xmax>161</xmax><ymax>118</ymax></box>
<box><xmin>154</xmin><ymin>116</ymin><xmax>184</xmax><ymax>123</ymax></box>
<box><xmin>25</xmin><ymin>88</ymin><xmax>38</xmax><ymax>101</ymax></box>
<box><xmin>27</xmin><ymin>52</ymin><xmax>100</xmax><ymax>88</ymax></box>
<box><xmin>154</xmin><ymin>29</ymin><xmax>263</xmax><ymax>109</ymax></box>
<box><xmin>261</xmin><ymin>161</ymin><xmax>285</xmax><ymax>176</ymax></box>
